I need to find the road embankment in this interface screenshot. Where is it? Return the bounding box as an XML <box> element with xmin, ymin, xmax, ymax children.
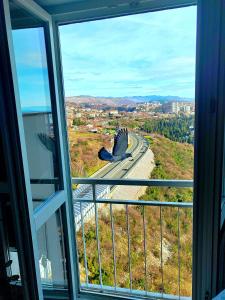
<box><xmin>111</xmin><ymin>147</ymin><xmax>155</xmax><ymax>200</ymax></box>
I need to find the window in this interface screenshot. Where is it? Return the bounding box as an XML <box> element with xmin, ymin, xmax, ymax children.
<box><xmin>59</xmin><ymin>5</ymin><xmax>196</xmax><ymax>299</ymax></box>
<box><xmin>12</xmin><ymin>22</ymin><xmax>61</xmax><ymax>210</ymax></box>
<box><xmin>1</xmin><ymin>0</ymin><xmax>224</xmax><ymax>299</ymax></box>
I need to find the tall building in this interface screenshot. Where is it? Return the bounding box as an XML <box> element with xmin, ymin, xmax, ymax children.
<box><xmin>162</xmin><ymin>101</ymin><xmax>180</xmax><ymax>114</ymax></box>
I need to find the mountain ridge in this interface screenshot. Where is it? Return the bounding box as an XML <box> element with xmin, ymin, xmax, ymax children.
<box><xmin>66</xmin><ymin>95</ymin><xmax>194</xmax><ymax>106</ymax></box>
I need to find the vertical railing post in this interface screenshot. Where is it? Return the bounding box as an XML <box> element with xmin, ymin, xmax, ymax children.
<box><xmin>126</xmin><ymin>204</ymin><xmax>132</xmax><ymax>291</ymax></box>
<box><xmin>160</xmin><ymin>206</ymin><xmax>164</xmax><ymax>297</ymax></box>
<box><xmin>110</xmin><ymin>203</ymin><xmax>117</xmax><ymax>289</ymax></box>
<box><xmin>80</xmin><ymin>202</ymin><xmax>88</xmax><ymax>286</ymax></box>
<box><xmin>143</xmin><ymin>205</ymin><xmax>147</xmax><ymax>295</ymax></box>
<box><xmin>93</xmin><ymin>183</ymin><xmax>103</xmax><ymax>288</ymax></box>
<box><xmin>178</xmin><ymin>207</ymin><xmax>181</xmax><ymax>299</ymax></box>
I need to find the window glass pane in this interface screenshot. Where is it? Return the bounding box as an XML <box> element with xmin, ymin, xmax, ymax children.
<box><xmin>37</xmin><ymin>209</ymin><xmax>68</xmax><ymax>289</ymax></box>
<box><xmin>9</xmin><ymin>2</ymin><xmax>61</xmax><ymax>210</ymax></box>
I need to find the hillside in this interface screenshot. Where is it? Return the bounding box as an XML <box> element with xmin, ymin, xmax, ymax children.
<box><xmin>77</xmin><ymin>135</ymin><xmax>194</xmax><ymax>296</ymax></box>
<box><xmin>68</xmin><ymin>130</ymin><xmax>111</xmax><ymax>177</ymax></box>
<box><xmin>143</xmin><ymin>115</ymin><xmax>194</xmax><ymax>144</ymax></box>
<box><xmin>66</xmin><ymin>96</ymin><xmax>135</xmax><ymax>106</ymax></box>
<box><xmin>65</xmin><ymin>95</ymin><xmax>194</xmax><ymax>106</ymax></box>
<box><xmin>142</xmin><ymin>134</ymin><xmax>193</xmax><ymax>202</ymax></box>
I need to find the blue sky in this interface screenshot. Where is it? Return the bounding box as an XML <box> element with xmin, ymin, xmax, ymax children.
<box><xmin>12</xmin><ymin>6</ymin><xmax>197</xmax><ymax>110</ymax></box>
<box><xmin>60</xmin><ymin>6</ymin><xmax>197</xmax><ymax>98</ymax></box>
<box><xmin>12</xmin><ymin>28</ymin><xmax>51</xmax><ymax>110</ymax></box>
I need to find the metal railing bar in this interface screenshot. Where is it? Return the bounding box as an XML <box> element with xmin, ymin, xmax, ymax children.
<box><xmin>178</xmin><ymin>207</ymin><xmax>181</xmax><ymax>299</ymax></box>
<box><xmin>160</xmin><ymin>206</ymin><xmax>164</xmax><ymax>297</ymax></box>
<box><xmin>75</xmin><ymin>198</ymin><xmax>193</xmax><ymax>208</ymax></box>
<box><xmin>80</xmin><ymin>202</ymin><xmax>89</xmax><ymax>285</ymax></box>
<box><xmin>142</xmin><ymin>206</ymin><xmax>147</xmax><ymax>295</ymax></box>
<box><xmin>126</xmin><ymin>204</ymin><xmax>132</xmax><ymax>291</ymax></box>
<box><xmin>72</xmin><ymin>178</ymin><xmax>193</xmax><ymax>188</ymax></box>
<box><xmin>93</xmin><ymin>184</ymin><xmax>103</xmax><ymax>288</ymax></box>
<box><xmin>110</xmin><ymin>204</ymin><xmax>117</xmax><ymax>290</ymax></box>
<box><xmin>80</xmin><ymin>284</ymin><xmax>192</xmax><ymax>300</ymax></box>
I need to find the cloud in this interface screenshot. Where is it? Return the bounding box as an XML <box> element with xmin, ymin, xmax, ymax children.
<box><xmin>59</xmin><ymin>6</ymin><xmax>197</xmax><ymax>97</ymax></box>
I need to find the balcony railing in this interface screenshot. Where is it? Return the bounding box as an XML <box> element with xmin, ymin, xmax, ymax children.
<box><xmin>72</xmin><ymin>178</ymin><xmax>193</xmax><ymax>300</ymax></box>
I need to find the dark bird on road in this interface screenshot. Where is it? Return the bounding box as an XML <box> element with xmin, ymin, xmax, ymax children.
<box><xmin>98</xmin><ymin>128</ymin><xmax>132</xmax><ymax>162</ymax></box>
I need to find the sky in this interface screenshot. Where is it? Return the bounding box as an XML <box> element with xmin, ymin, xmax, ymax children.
<box><xmin>12</xmin><ymin>27</ymin><xmax>51</xmax><ymax>110</ymax></box>
<box><xmin>59</xmin><ymin>6</ymin><xmax>197</xmax><ymax>98</ymax></box>
<box><xmin>12</xmin><ymin>5</ymin><xmax>197</xmax><ymax>110</ymax></box>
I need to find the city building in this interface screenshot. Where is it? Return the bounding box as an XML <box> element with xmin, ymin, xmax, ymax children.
<box><xmin>162</xmin><ymin>101</ymin><xmax>194</xmax><ymax>114</ymax></box>
<box><xmin>162</xmin><ymin>101</ymin><xmax>180</xmax><ymax>114</ymax></box>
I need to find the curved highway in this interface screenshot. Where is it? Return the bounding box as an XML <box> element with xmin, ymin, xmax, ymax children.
<box><xmin>95</xmin><ymin>133</ymin><xmax>149</xmax><ymax>179</ymax></box>
<box><xmin>73</xmin><ymin>133</ymin><xmax>149</xmax><ymax>199</ymax></box>
<box><xmin>73</xmin><ymin>133</ymin><xmax>149</xmax><ymax>227</ymax></box>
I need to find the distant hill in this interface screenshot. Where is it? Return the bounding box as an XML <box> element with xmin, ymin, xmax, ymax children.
<box><xmin>127</xmin><ymin>95</ymin><xmax>194</xmax><ymax>103</ymax></box>
<box><xmin>66</xmin><ymin>95</ymin><xmax>194</xmax><ymax>106</ymax></box>
<box><xmin>66</xmin><ymin>96</ymin><xmax>135</xmax><ymax>106</ymax></box>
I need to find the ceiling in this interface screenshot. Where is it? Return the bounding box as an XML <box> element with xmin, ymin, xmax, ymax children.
<box><xmin>34</xmin><ymin>0</ymin><xmax>196</xmax><ymax>24</ymax></box>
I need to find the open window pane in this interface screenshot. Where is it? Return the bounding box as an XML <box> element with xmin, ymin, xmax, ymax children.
<box><xmin>9</xmin><ymin>2</ymin><xmax>61</xmax><ymax>210</ymax></box>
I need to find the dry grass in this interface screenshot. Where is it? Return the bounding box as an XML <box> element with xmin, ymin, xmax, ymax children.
<box><xmin>68</xmin><ymin>130</ymin><xmax>111</xmax><ymax>177</ymax></box>
<box><xmin>77</xmin><ymin>134</ymin><xmax>194</xmax><ymax>296</ymax></box>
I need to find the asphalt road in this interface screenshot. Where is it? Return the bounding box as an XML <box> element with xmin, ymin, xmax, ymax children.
<box><xmin>73</xmin><ymin>133</ymin><xmax>149</xmax><ymax>222</ymax></box>
<box><xmin>94</xmin><ymin>133</ymin><xmax>149</xmax><ymax>179</ymax></box>
<box><xmin>74</xmin><ymin>133</ymin><xmax>149</xmax><ymax>199</ymax></box>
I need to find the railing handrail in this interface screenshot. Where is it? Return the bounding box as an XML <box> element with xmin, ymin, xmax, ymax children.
<box><xmin>74</xmin><ymin>198</ymin><xmax>193</xmax><ymax>207</ymax></box>
<box><xmin>81</xmin><ymin>284</ymin><xmax>192</xmax><ymax>300</ymax></box>
<box><xmin>30</xmin><ymin>178</ymin><xmax>194</xmax><ymax>188</ymax></box>
<box><xmin>72</xmin><ymin>177</ymin><xmax>193</xmax><ymax>188</ymax></box>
